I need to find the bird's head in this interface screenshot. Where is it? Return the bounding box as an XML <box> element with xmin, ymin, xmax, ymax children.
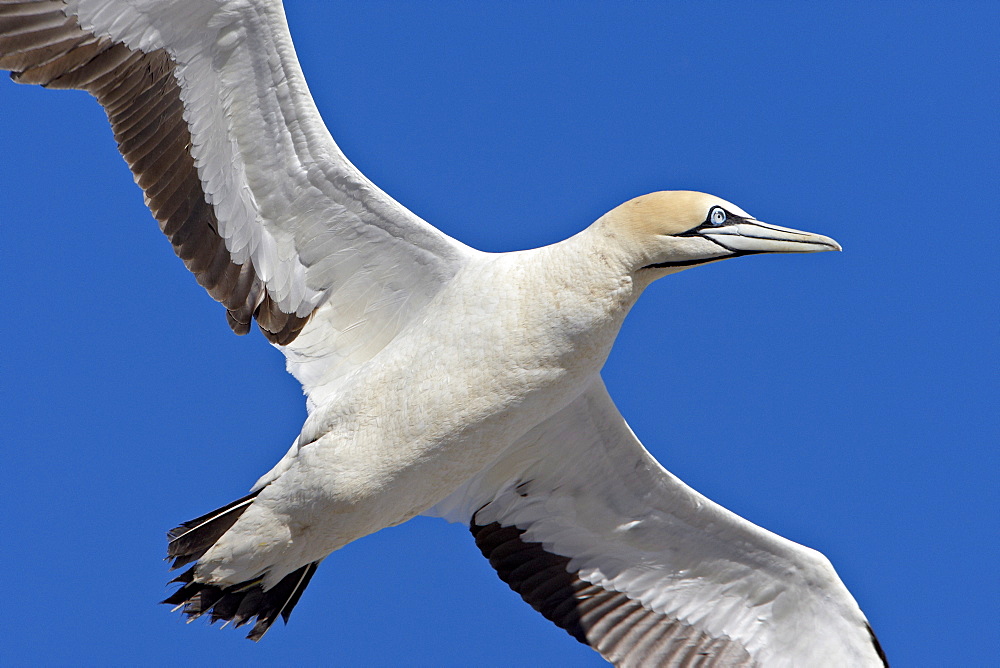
<box><xmin>602</xmin><ymin>191</ymin><xmax>841</xmax><ymax>279</ymax></box>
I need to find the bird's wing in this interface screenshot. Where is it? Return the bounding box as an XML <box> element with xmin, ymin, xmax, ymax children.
<box><xmin>428</xmin><ymin>378</ymin><xmax>887</xmax><ymax>668</ymax></box>
<box><xmin>0</xmin><ymin>0</ymin><xmax>474</xmax><ymax>406</ymax></box>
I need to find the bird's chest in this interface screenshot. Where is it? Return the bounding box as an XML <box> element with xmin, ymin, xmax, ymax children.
<box><xmin>351</xmin><ymin>304</ymin><xmax>604</xmax><ymax>455</ymax></box>
<box><xmin>297</xmin><ymin>265</ymin><xmax>635</xmax><ymax>513</ymax></box>
<box><xmin>389</xmin><ymin>270</ymin><xmax>629</xmax><ymax>437</ymax></box>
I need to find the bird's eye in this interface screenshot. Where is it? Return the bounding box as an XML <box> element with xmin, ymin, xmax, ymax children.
<box><xmin>710</xmin><ymin>207</ymin><xmax>727</xmax><ymax>226</ymax></box>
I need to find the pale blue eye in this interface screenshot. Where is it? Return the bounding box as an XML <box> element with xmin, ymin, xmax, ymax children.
<box><xmin>710</xmin><ymin>208</ymin><xmax>726</xmax><ymax>225</ymax></box>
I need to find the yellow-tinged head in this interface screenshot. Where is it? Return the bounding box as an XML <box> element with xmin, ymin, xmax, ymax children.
<box><xmin>598</xmin><ymin>191</ymin><xmax>841</xmax><ymax>277</ymax></box>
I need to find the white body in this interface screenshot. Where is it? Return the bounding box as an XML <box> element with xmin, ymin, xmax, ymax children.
<box><xmin>223</xmin><ymin>227</ymin><xmax>638</xmax><ymax>583</ymax></box>
<box><xmin>0</xmin><ymin>1</ymin><xmax>884</xmax><ymax>665</ymax></box>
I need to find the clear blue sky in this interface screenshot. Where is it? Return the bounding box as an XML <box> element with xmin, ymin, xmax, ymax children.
<box><xmin>1</xmin><ymin>2</ymin><xmax>996</xmax><ymax>666</ymax></box>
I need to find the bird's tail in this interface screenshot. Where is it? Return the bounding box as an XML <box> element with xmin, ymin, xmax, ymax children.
<box><xmin>162</xmin><ymin>490</ymin><xmax>320</xmax><ymax>641</ymax></box>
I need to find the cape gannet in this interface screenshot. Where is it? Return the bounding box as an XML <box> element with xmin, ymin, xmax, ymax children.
<box><xmin>0</xmin><ymin>1</ymin><xmax>887</xmax><ymax>665</ymax></box>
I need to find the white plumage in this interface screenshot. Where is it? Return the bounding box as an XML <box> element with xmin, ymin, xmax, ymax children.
<box><xmin>0</xmin><ymin>1</ymin><xmax>885</xmax><ymax>665</ymax></box>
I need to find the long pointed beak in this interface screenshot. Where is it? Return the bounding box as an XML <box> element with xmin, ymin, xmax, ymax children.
<box><xmin>700</xmin><ymin>221</ymin><xmax>842</xmax><ymax>254</ymax></box>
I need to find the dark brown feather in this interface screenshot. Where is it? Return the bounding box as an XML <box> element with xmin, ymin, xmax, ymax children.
<box><xmin>163</xmin><ymin>489</ymin><xmax>320</xmax><ymax>639</ymax></box>
<box><xmin>471</xmin><ymin>521</ymin><xmax>753</xmax><ymax>667</ymax></box>
<box><xmin>0</xmin><ymin>0</ymin><xmax>312</xmax><ymax>342</ymax></box>
<box><xmin>166</xmin><ymin>490</ymin><xmax>261</xmax><ymax>570</ymax></box>
<box><xmin>162</xmin><ymin>560</ymin><xmax>320</xmax><ymax>641</ymax></box>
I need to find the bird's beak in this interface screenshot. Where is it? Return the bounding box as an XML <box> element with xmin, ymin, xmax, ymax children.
<box><xmin>700</xmin><ymin>220</ymin><xmax>842</xmax><ymax>254</ymax></box>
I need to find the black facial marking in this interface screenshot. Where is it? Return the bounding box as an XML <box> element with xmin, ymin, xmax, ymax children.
<box><xmin>641</xmin><ymin>250</ymin><xmax>764</xmax><ymax>270</ymax></box>
<box><xmin>639</xmin><ymin>206</ymin><xmax>760</xmax><ymax>270</ymax></box>
<box><xmin>677</xmin><ymin>207</ymin><xmax>752</xmax><ymax>238</ymax></box>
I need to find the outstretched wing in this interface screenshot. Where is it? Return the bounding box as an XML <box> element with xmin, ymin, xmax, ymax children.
<box><xmin>428</xmin><ymin>378</ymin><xmax>887</xmax><ymax>667</ymax></box>
<box><xmin>0</xmin><ymin>0</ymin><xmax>474</xmax><ymax>406</ymax></box>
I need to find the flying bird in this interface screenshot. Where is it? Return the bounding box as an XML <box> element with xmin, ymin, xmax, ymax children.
<box><xmin>0</xmin><ymin>1</ymin><xmax>887</xmax><ymax>666</ymax></box>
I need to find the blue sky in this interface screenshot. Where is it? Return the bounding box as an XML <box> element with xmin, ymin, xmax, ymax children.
<box><xmin>1</xmin><ymin>2</ymin><xmax>996</xmax><ymax>666</ymax></box>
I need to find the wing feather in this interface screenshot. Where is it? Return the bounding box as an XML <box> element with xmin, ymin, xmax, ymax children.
<box><xmin>0</xmin><ymin>0</ymin><xmax>474</xmax><ymax>397</ymax></box>
<box><xmin>430</xmin><ymin>378</ymin><xmax>886</xmax><ymax>667</ymax></box>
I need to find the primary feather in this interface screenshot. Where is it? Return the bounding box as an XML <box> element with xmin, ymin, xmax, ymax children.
<box><xmin>0</xmin><ymin>1</ymin><xmax>883</xmax><ymax>665</ymax></box>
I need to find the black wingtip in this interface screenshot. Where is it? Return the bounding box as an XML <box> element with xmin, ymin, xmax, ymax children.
<box><xmin>163</xmin><ymin>489</ymin><xmax>319</xmax><ymax>639</ymax></box>
<box><xmin>867</xmin><ymin>622</ymin><xmax>889</xmax><ymax>667</ymax></box>
<box><xmin>166</xmin><ymin>490</ymin><xmax>261</xmax><ymax>570</ymax></box>
<box><xmin>163</xmin><ymin>561</ymin><xmax>320</xmax><ymax>641</ymax></box>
